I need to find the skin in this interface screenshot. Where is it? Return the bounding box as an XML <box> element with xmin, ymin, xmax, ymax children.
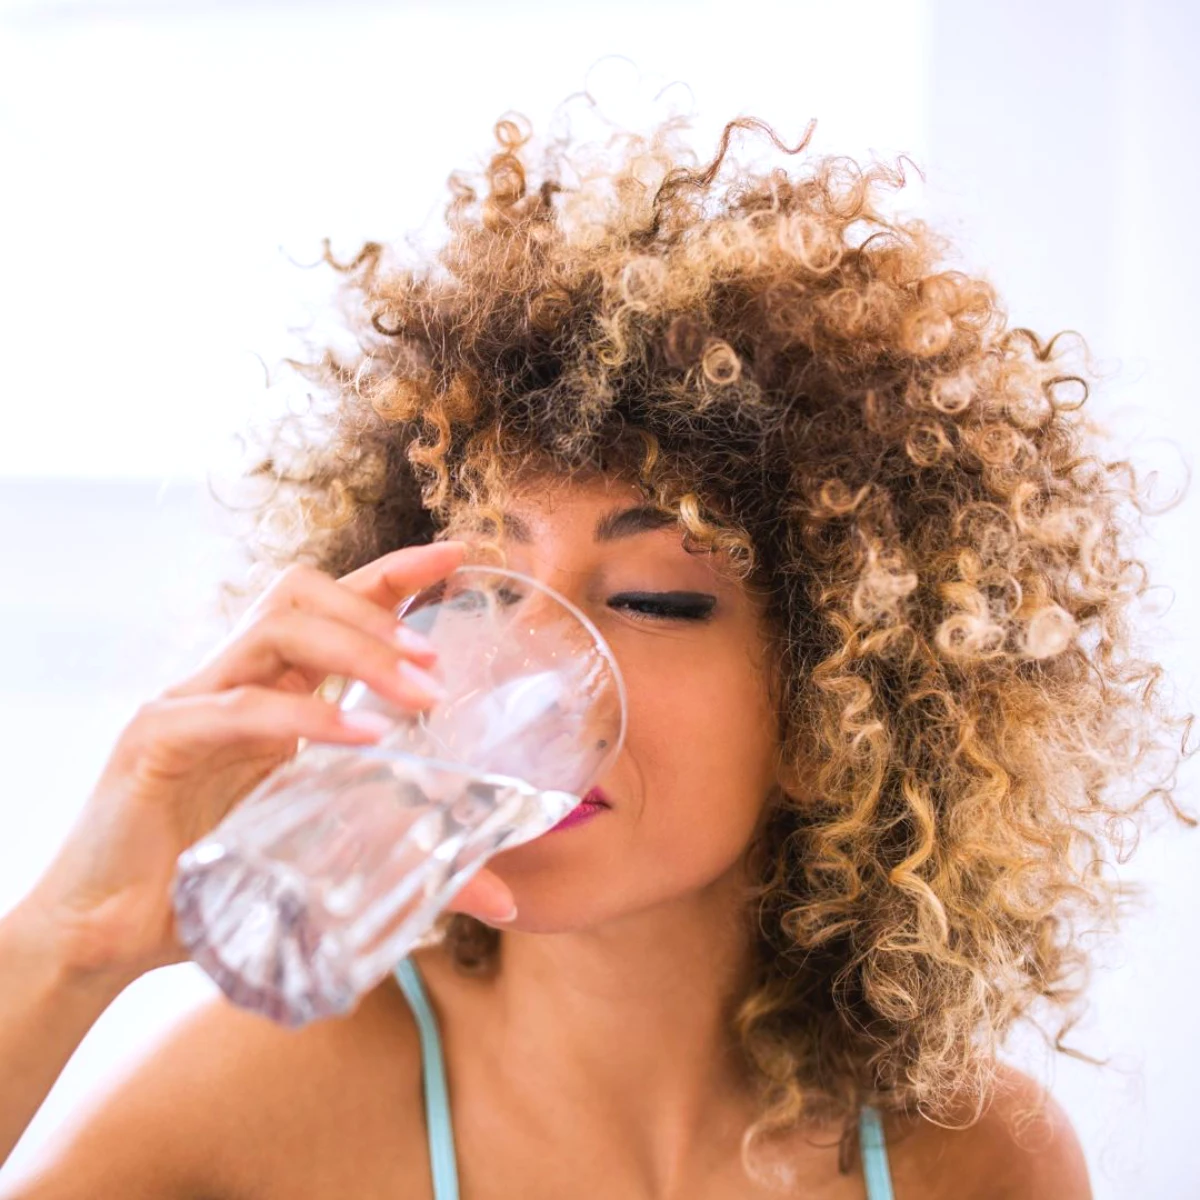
<box><xmin>425</xmin><ymin>471</ymin><xmax>783</xmax><ymax>1196</ymax></box>
<box><xmin>0</xmin><ymin>474</ymin><xmax>1091</xmax><ymax>1198</ymax></box>
<box><xmin>0</xmin><ymin>537</ymin><xmax>516</xmax><ymax>1179</ymax></box>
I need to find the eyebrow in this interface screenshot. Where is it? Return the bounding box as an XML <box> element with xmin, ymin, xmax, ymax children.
<box><xmin>499</xmin><ymin>504</ymin><xmax>681</xmax><ymax>544</ymax></box>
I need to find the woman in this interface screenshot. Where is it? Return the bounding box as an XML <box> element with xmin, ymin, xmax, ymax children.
<box><xmin>1</xmin><ymin>111</ymin><xmax>1192</xmax><ymax>1198</ymax></box>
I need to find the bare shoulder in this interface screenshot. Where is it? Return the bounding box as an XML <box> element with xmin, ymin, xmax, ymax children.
<box><xmin>883</xmin><ymin>1064</ymin><xmax>1091</xmax><ymax>1200</ymax></box>
<box><xmin>1</xmin><ymin>969</ymin><xmax>428</xmax><ymax>1199</ymax></box>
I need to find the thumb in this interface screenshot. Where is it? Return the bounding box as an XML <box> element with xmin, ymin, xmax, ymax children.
<box><xmin>447</xmin><ymin>867</ymin><xmax>518</xmax><ymax>924</ymax></box>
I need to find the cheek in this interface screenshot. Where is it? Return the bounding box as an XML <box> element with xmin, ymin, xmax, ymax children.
<box><xmin>623</xmin><ymin>647</ymin><xmax>777</xmax><ymax>862</ymax></box>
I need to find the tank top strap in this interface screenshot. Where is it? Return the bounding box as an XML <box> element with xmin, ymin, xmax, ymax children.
<box><xmin>393</xmin><ymin>955</ymin><xmax>461</xmax><ymax>1200</ymax></box>
<box><xmin>393</xmin><ymin>954</ymin><xmax>894</xmax><ymax>1200</ymax></box>
<box><xmin>858</xmin><ymin>1104</ymin><xmax>896</xmax><ymax>1200</ymax></box>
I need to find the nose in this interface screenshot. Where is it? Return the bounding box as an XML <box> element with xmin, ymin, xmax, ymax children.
<box><xmin>500</xmin><ymin>573</ymin><xmax>599</xmax><ymax>678</ymax></box>
<box><xmin>488</xmin><ymin>554</ymin><xmax>587</xmax><ymax>624</ymax></box>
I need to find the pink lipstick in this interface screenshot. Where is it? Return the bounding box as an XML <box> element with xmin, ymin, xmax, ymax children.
<box><xmin>547</xmin><ymin>787</ymin><xmax>611</xmax><ymax>834</ymax></box>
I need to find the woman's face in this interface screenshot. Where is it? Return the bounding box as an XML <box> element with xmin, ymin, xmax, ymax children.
<box><xmin>462</xmin><ymin>472</ymin><xmax>783</xmax><ymax>931</ymax></box>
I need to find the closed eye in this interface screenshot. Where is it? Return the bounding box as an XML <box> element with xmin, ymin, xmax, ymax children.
<box><xmin>609</xmin><ymin>592</ymin><xmax>716</xmax><ymax>622</ymax></box>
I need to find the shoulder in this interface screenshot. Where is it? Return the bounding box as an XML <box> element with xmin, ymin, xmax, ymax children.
<box><xmin>2</xmin><ymin>970</ymin><xmax>428</xmax><ymax>1198</ymax></box>
<box><xmin>883</xmin><ymin>1064</ymin><xmax>1091</xmax><ymax>1200</ymax></box>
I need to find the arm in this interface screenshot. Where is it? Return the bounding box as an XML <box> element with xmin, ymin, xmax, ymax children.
<box><xmin>0</xmin><ymin>975</ymin><xmax>247</xmax><ymax>1199</ymax></box>
<box><xmin>0</xmin><ymin>541</ymin><xmax>508</xmax><ymax>1193</ymax></box>
<box><xmin>0</xmin><ymin>900</ymin><xmax>132</xmax><ymax>1170</ymax></box>
<box><xmin>0</xmin><ymin>963</ymin><xmax>429</xmax><ymax>1200</ymax></box>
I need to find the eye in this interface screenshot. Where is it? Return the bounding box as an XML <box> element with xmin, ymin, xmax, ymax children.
<box><xmin>451</xmin><ymin>584</ymin><xmax>525</xmax><ymax>612</ymax></box>
<box><xmin>609</xmin><ymin>592</ymin><xmax>716</xmax><ymax>623</ymax></box>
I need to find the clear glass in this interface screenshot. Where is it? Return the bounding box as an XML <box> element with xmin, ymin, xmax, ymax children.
<box><xmin>171</xmin><ymin>564</ymin><xmax>627</xmax><ymax>1027</ymax></box>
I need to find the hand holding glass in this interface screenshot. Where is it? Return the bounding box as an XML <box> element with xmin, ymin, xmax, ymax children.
<box><xmin>172</xmin><ymin>564</ymin><xmax>627</xmax><ymax>1027</ymax></box>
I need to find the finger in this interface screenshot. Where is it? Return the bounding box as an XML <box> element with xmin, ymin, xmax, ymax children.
<box><xmin>168</xmin><ymin>541</ymin><xmax>465</xmax><ymax>702</ymax></box>
<box><xmin>336</xmin><ymin>539</ymin><xmax>469</xmax><ymax>611</ymax></box>
<box><xmin>168</xmin><ymin>562</ymin><xmax>445</xmax><ymax>701</ymax></box>
<box><xmin>122</xmin><ymin>691</ymin><xmax>519</xmax><ymax>920</ymax></box>
<box><xmin>167</xmin><ymin>607</ymin><xmax>448</xmax><ymax>710</ymax></box>
<box><xmin>118</xmin><ymin>686</ymin><xmax>399</xmax><ymax>765</ymax></box>
<box><xmin>446</xmin><ymin>868</ymin><xmax>518</xmax><ymax>924</ymax></box>
<box><xmin>270</xmin><ymin>561</ymin><xmax>444</xmax><ymax>664</ymax></box>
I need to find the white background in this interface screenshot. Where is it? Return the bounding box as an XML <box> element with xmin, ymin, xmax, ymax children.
<box><xmin>0</xmin><ymin>1</ymin><xmax>1197</xmax><ymax>1195</ymax></box>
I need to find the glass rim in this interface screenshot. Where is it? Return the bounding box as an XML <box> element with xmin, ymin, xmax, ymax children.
<box><xmin>394</xmin><ymin>563</ymin><xmax>629</xmax><ymax>779</ymax></box>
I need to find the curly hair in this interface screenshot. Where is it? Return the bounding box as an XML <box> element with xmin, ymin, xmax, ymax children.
<box><xmin>212</xmin><ymin>109</ymin><xmax>1196</xmax><ymax>1187</ymax></box>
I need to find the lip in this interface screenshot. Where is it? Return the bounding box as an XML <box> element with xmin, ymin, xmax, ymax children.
<box><xmin>546</xmin><ymin>786</ymin><xmax>612</xmax><ymax>834</ymax></box>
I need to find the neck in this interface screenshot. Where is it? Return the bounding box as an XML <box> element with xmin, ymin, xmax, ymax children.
<box><xmin>466</xmin><ymin>863</ymin><xmax>763</xmax><ymax>1194</ymax></box>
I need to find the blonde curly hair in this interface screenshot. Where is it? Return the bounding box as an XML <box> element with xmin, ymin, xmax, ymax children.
<box><xmin>214</xmin><ymin>110</ymin><xmax>1196</xmax><ymax>1186</ymax></box>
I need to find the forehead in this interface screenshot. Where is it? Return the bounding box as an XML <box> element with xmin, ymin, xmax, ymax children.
<box><xmin>498</xmin><ymin>474</ymin><xmax>674</xmax><ymax>539</ymax></box>
<box><xmin>493</xmin><ymin>478</ymin><xmax>777</xmax><ymax>644</ymax></box>
<box><xmin>452</xmin><ymin>471</ymin><xmax>663</xmax><ymax>533</ymax></box>
<box><xmin>505</xmin><ymin>471</ymin><xmax>651</xmax><ymax>512</ymax></box>
<box><xmin>449</xmin><ymin>472</ymin><xmax>766</xmax><ymax>602</ymax></box>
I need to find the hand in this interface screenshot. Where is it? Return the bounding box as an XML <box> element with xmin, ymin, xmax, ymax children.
<box><xmin>21</xmin><ymin>539</ymin><xmax>518</xmax><ymax>988</ymax></box>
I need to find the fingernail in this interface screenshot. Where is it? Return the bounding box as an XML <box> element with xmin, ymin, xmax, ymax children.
<box><xmin>398</xmin><ymin>660</ymin><xmax>448</xmax><ymax>701</ymax></box>
<box><xmin>339</xmin><ymin>710</ymin><xmax>395</xmax><ymax>736</ymax></box>
<box><xmin>393</xmin><ymin>623</ymin><xmax>437</xmax><ymax>662</ymax></box>
<box><xmin>493</xmin><ymin>902</ymin><xmax>519</xmax><ymax>922</ymax></box>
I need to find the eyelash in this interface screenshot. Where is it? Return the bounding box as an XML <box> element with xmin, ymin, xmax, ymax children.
<box><xmin>491</xmin><ymin>586</ymin><xmax>715</xmax><ymax>623</ymax></box>
<box><xmin>609</xmin><ymin>593</ymin><xmax>716</xmax><ymax>622</ymax></box>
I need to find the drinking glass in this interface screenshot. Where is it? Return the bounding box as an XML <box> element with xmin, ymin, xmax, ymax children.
<box><xmin>171</xmin><ymin>563</ymin><xmax>626</xmax><ymax>1027</ymax></box>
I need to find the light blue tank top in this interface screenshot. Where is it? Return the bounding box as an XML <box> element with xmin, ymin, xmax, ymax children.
<box><xmin>393</xmin><ymin>956</ymin><xmax>895</xmax><ymax>1199</ymax></box>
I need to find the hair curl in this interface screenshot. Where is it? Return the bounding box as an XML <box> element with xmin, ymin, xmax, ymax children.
<box><xmin>212</xmin><ymin>109</ymin><xmax>1197</xmax><ymax>1187</ymax></box>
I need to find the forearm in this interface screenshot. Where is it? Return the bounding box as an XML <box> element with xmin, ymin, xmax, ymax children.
<box><xmin>0</xmin><ymin>901</ymin><xmax>129</xmax><ymax>1167</ymax></box>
